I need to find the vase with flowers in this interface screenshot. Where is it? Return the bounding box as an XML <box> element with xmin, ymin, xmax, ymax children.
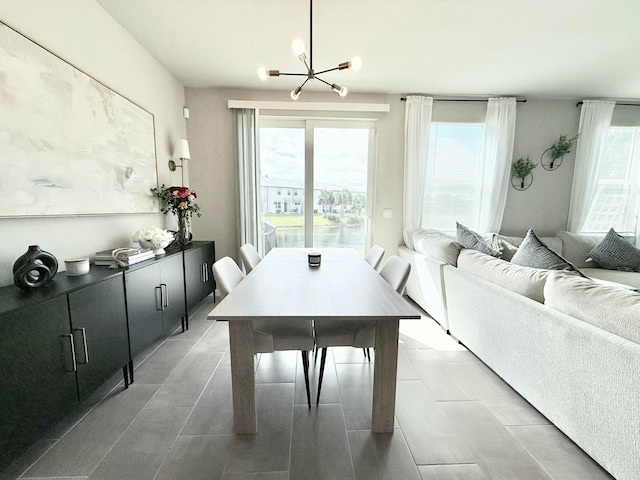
<box><xmin>150</xmin><ymin>185</ymin><xmax>202</xmax><ymax>247</ymax></box>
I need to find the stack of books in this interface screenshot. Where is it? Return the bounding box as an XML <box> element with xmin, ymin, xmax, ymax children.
<box><xmin>94</xmin><ymin>247</ymin><xmax>155</xmax><ymax>267</ymax></box>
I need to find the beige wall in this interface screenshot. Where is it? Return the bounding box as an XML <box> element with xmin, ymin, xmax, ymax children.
<box><xmin>0</xmin><ymin>0</ymin><xmax>186</xmax><ymax>287</ymax></box>
<box><xmin>186</xmin><ymin>88</ymin><xmax>587</xmax><ymax>263</ymax></box>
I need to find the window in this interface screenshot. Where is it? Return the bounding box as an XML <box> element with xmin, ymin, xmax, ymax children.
<box><xmin>581</xmin><ymin>126</ymin><xmax>640</xmax><ymax>234</ymax></box>
<box><xmin>421</xmin><ymin>122</ymin><xmax>485</xmax><ymax>232</ymax></box>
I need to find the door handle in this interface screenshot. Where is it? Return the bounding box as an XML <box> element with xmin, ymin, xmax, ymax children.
<box><xmin>73</xmin><ymin>328</ymin><xmax>89</xmax><ymax>364</ymax></box>
<box><xmin>204</xmin><ymin>263</ymin><xmax>209</xmax><ymax>282</ymax></box>
<box><xmin>156</xmin><ymin>285</ymin><xmax>163</xmax><ymax>311</ymax></box>
<box><xmin>200</xmin><ymin>264</ymin><xmax>205</xmax><ymax>283</ymax></box>
<box><xmin>61</xmin><ymin>333</ymin><xmax>77</xmax><ymax>372</ymax></box>
<box><xmin>161</xmin><ymin>283</ymin><xmax>168</xmax><ymax>309</ymax></box>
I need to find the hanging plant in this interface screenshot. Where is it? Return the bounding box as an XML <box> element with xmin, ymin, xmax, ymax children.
<box><xmin>550</xmin><ymin>134</ymin><xmax>579</xmax><ymax>162</ymax></box>
<box><xmin>512</xmin><ymin>156</ymin><xmax>537</xmax><ymax>190</ymax></box>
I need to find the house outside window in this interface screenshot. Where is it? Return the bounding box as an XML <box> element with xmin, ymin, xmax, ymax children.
<box><xmin>581</xmin><ymin>126</ymin><xmax>640</xmax><ymax>235</ymax></box>
<box><xmin>421</xmin><ymin>122</ymin><xmax>485</xmax><ymax>232</ymax></box>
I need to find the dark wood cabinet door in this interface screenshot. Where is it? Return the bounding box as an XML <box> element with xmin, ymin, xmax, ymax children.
<box><xmin>124</xmin><ymin>263</ymin><xmax>164</xmax><ymax>358</ymax></box>
<box><xmin>159</xmin><ymin>253</ymin><xmax>186</xmax><ymax>335</ymax></box>
<box><xmin>201</xmin><ymin>242</ymin><xmax>216</xmax><ymax>298</ymax></box>
<box><xmin>0</xmin><ymin>296</ymin><xmax>77</xmax><ymax>470</ymax></box>
<box><xmin>68</xmin><ymin>275</ymin><xmax>130</xmax><ymax>401</ymax></box>
<box><xmin>184</xmin><ymin>247</ymin><xmax>204</xmax><ymax>315</ymax></box>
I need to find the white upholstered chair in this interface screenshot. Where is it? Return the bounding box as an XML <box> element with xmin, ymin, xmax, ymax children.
<box><xmin>364</xmin><ymin>244</ymin><xmax>385</xmax><ymax>270</ymax></box>
<box><xmin>212</xmin><ymin>256</ymin><xmax>315</xmax><ymax>408</ymax></box>
<box><xmin>239</xmin><ymin>243</ymin><xmax>262</xmax><ymax>274</ymax></box>
<box><xmin>313</xmin><ymin>255</ymin><xmax>411</xmax><ymax>404</ymax></box>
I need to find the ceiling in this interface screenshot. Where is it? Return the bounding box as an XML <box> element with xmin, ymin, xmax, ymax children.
<box><xmin>96</xmin><ymin>0</ymin><xmax>640</xmax><ymax>100</ymax></box>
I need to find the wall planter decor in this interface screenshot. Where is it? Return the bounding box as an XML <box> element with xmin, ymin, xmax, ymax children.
<box><xmin>511</xmin><ymin>156</ymin><xmax>536</xmax><ymax>191</ymax></box>
<box><xmin>541</xmin><ymin>134</ymin><xmax>579</xmax><ymax>171</ymax></box>
<box><xmin>0</xmin><ymin>22</ymin><xmax>158</xmax><ymax>217</ymax></box>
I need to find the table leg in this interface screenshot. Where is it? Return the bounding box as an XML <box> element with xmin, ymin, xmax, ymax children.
<box><xmin>228</xmin><ymin>320</ymin><xmax>257</xmax><ymax>434</ymax></box>
<box><xmin>372</xmin><ymin>318</ymin><xmax>399</xmax><ymax>433</ymax></box>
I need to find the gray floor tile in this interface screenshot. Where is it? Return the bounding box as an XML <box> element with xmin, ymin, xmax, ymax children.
<box><xmin>508</xmin><ymin>425</ymin><xmax>614</xmax><ymax>480</ymax></box>
<box><xmin>348</xmin><ymin>429</ymin><xmax>420</xmax><ymax>480</ymax></box>
<box><xmin>154</xmin><ymin>435</ymin><xmax>234</xmax><ymax>480</ymax></box>
<box><xmin>302</xmin><ymin>348</ymin><xmax>342</xmax><ymax>406</ymax></box>
<box><xmin>133</xmin><ymin>339</ymin><xmax>197</xmax><ymax>385</ymax></box>
<box><xmin>87</xmin><ymin>406</ymin><xmax>191</xmax><ymax>480</ymax></box>
<box><xmin>0</xmin><ymin>440</ymin><xmax>56</xmax><ymax>480</ymax></box>
<box><xmin>335</xmin><ymin>363</ymin><xmax>375</xmax><ymax>431</ymax></box>
<box><xmin>181</xmin><ymin>365</ymin><xmax>235</xmax><ymax>436</ymax></box>
<box><xmin>23</xmin><ymin>384</ymin><xmax>159</xmax><ymax>477</ymax></box>
<box><xmin>394</xmin><ymin>380</ymin><xmax>475</xmax><ymax>465</ymax></box>
<box><xmin>195</xmin><ymin>320</ymin><xmax>230</xmax><ymax>352</ymax></box>
<box><xmin>255</xmin><ymin>350</ymin><xmax>297</xmax><ymax>383</ymax></box>
<box><xmin>289</xmin><ymin>404</ymin><xmax>354</xmax><ymax>480</ymax></box>
<box><xmin>483</xmin><ymin>398</ymin><xmax>551</xmax><ymax>427</ymax></box>
<box><xmin>418</xmin><ymin>464</ymin><xmax>488</xmax><ymax>480</ymax></box>
<box><xmin>332</xmin><ymin>346</ymin><xmax>372</xmax><ymax>364</ymax></box>
<box><xmin>439</xmin><ymin>401</ymin><xmax>552</xmax><ymax>480</ymax></box>
<box><xmin>222</xmin><ymin>473</ymin><xmax>289</xmax><ymax>480</ymax></box>
<box><xmin>224</xmin><ymin>384</ymin><xmax>295</xmax><ymax>475</ymax></box>
<box><xmin>397</xmin><ymin>348</ymin><xmax>420</xmax><ymax>380</ymax></box>
<box><xmin>438</xmin><ymin>350</ymin><xmax>480</xmax><ymax>362</ymax></box>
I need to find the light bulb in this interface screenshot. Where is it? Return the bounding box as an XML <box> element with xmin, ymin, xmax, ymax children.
<box><xmin>257</xmin><ymin>67</ymin><xmax>268</xmax><ymax>80</ymax></box>
<box><xmin>339</xmin><ymin>86</ymin><xmax>348</xmax><ymax>97</ymax></box>
<box><xmin>292</xmin><ymin>39</ymin><xmax>306</xmax><ymax>57</ymax></box>
<box><xmin>351</xmin><ymin>56</ymin><xmax>363</xmax><ymax>71</ymax></box>
<box><xmin>290</xmin><ymin>87</ymin><xmax>301</xmax><ymax>100</ymax></box>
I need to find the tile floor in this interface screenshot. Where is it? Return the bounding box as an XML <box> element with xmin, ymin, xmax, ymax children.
<box><xmin>1</xmin><ymin>296</ymin><xmax>614</xmax><ymax>480</ymax></box>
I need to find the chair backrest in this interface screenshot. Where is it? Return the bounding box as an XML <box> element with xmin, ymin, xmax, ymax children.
<box><xmin>379</xmin><ymin>255</ymin><xmax>411</xmax><ymax>294</ymax></box>
<box><xmin>239</xmin><ymin>243</ymin><xmax>262</xmax><ymax>274</ymax></box>
<box><xmin>364</xmin><ymin>244</ymin><xmax>385</xmax><ymax>270</ymax></box>
<box><xmin>212</xmin><ymin>256</ymin><xmax>245</xmax><ymax>299</ymax></box>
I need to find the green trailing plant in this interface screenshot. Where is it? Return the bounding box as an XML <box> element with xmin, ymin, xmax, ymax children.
<box><xmin>550</xmin><ymin>134</ymin><xmax>579</xmax><ymax>161</ymax></box>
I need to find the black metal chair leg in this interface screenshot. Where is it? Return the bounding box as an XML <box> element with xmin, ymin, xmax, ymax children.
<box><xmin>316</xmin><ymin>347</ymin><xmax>328</xmax><ymax>405</ymax></box>
<box><xmin>362</xmin><ymin>348</ymin><xmax>367</xmax><ymax>358</ymax></box>
<box><xmin>366</xmin><ymin>347</ymin><xmax>371</xmax><ymax>362</ymax></box>
<box><xmin>301</xmin><ymin>350</ymin><xmax>311</xmax><ymax>410</ymax></box>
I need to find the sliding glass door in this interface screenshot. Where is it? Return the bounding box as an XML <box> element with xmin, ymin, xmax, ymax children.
<box><xmin>259</xmin><ymin>118</ymin><xmax>375</xmax><ymax>255</ymax></box>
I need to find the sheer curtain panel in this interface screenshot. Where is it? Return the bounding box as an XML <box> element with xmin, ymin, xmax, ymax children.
<box><xmin>478</xmin><ymin>97</ymin><xmax>517</xmax><ymax>233</ymax></box>
<box><xmin>236</xmin><ymin>108</ymin><xmax>260</xmax><ymax>252</ymax></box>
<box><xmin>403</xmin><ymin>96</ymin><xmax>433</xmax><ymax>248</ymax></box>
<box><xmin>567</xmin><ymin>100</ymin><xmax>615</xmax><ymax>233</ymax></box>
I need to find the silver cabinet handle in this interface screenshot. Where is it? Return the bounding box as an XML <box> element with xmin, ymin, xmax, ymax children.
<box><xmin>200</xmin><ymin>264</ymin><xmax>205</xmax><ymax>283</ymax></box>
<box><xmin>156</xmin><ymin>285</ymin><xmax>163</xmax><ymax>311</ymax></box>
<box><xmin>204</xmin><ymin>263</ymin><xmax>209</xmax><ymax>282</ymax></box>
<box><xmin>73</xmin><ymin>328</ymin><xmax>89</xmax><ymax>364</ymax></box>
<box><xmin>62</xmin><ymin>333</ymin><xmax>77</xmax><ymax>372</ymax></box>
<box><xmin>161</xmin><ymin>283</ymin><xmax>168</xmax><ymax>309</ymax></box>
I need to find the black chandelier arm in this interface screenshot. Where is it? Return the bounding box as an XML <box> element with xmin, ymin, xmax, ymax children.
<box><xmin>315</xmin><ymin>66</ymin><xmax>342</xmax><ymax>75</ymax></box>
<box><xmin>315</xmin><ymin>77</ymin><xmax>333</xmax><ymax>88</ymax></box>
<box><xmin>277</xmin><ymin>72</ymin><xmax>310</xmax><ymax>77</ymax></box>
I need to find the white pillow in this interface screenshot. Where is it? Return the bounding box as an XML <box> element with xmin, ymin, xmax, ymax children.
<box><xmin>412</xmin><ymin>229</ymin><xmax>464</xmax><ymax>266</ymax></box>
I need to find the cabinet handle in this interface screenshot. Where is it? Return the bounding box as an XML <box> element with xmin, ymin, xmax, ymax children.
<box><xmin>74</xmin><ymin>327</ymin><xmax>89</xmax><ymax>364</ymax></box>
<box><xmin>62</xmin><ymin>333</ymin><xmax>77</xmax><ymax>372</ymax></box>
<box><xmin>156</xmin><ymin>285</ymin><xmax>163</xmax><ymax>311</ymax></box>
<box><xmin>200</xmin><ymin>264</ymin><xmax>205</xmax><ymax>283</ymax></box>
<box><xmin>204</xmin><ymin>263</ymin><xmax>209</xmax><ymax>282</ymax></box>
<box><xmin>161</xmin><ymin>283</ymin><xmax>169</xmax><ymax>309</ymax></box>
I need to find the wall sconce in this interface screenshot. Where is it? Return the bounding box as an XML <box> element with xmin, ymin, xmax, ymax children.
<box><xmin>168</xmin><ymin>138</ymin><xmax>191</xmax><ymax>186</ymax></box>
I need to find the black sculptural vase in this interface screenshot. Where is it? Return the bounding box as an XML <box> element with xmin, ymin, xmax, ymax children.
<box><xmin>13</xmin><ymin>245</ymin><xmax>58</xmax><ymax>289</ymax></box>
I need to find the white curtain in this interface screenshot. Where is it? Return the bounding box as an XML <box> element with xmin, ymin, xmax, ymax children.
<box><xmin>403</xmin><ymin>96</ymin><xmax>433</xmax><ymax>248</ymax></box>
<box><xmin>478</xmin><ymin>97</ymin><xmax>517</xmax><ymax>233</ymax></box>
<box><xmin>235</xmin><ymin>108</ymin><xmax>260</xmax><ymax>252</ymax></box>
<box><xmin>567</xmin><ymin>100</ymin><xmax>615</xmax><ymax>233</ymax></box>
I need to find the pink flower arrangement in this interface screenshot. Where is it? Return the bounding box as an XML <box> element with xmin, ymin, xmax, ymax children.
<box><xmin>150</xmin><ymin>185</ymin><xmax>202</xmax><ymax>217</ymax></box>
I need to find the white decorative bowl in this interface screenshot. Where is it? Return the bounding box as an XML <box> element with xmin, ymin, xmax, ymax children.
<box><xmin>139</xmin><ymin>239</ymin><xmax>171</xmax><ymax>256</ymax></box>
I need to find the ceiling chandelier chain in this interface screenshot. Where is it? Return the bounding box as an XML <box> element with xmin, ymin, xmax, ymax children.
<box><xmin>257</xmin><ymin>0</ymin><xmax>361</xmax><ymax>100</ymax></box>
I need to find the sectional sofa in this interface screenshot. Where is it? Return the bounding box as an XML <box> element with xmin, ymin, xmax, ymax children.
<box><xmin>398</xmin><ymin>229</ymin><xmax>640</xmax><ymax>480</ymax></box>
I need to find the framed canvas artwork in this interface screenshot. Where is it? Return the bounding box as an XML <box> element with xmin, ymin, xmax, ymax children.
<box><xmin>0</xmin><ymin>21</ymin><xmax>158</xmax><ymax>216</ymax></box>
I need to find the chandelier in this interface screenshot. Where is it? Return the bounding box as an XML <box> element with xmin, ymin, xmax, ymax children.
<box><xmin>257</xmin><ymin>0</ymin><xmax>362</xmax><ymax>100</ymax></box>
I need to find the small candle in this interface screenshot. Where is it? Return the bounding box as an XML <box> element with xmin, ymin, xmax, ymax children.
<box><xmin>308</xmin><ymin>251</ymin><xmax>321</xmax><ymax>267</ymax></box>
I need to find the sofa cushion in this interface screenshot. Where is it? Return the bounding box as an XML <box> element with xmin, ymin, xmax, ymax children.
<box><xmin>545</xmin><ymin>270</ymin><xmax>640</xmax><ymax>345</ymax></box>
<box><xmin>511</xmin><ymin>229</ymin><xmax>583</xmax><ymax>276</ymax></box>
<box><xmin>456</xmin><ymin>222</ymin><xmax>501</xmax><ymax>257</ymax></box>
<box><xmin>412</xmin><ymin>228</ymin><xmax>464</xmax><ymax>266</ymax></box>
<box><xmin>582</xmin><ymin>268</ymin><xmax>640</xmax><ymax>289</ymax></box>
<box><xmin>588</xmin><ymin>228</ymin><xmax>640</xmax><ymax>272</ymax></box>
<box><xmin>557</xmin><ymin>231</ymin><xmax>604</xmax><ymax>268</ymax></box>
<box><xmin>457</xmin><ymin>249</ymin><xmax>551</xmax><ymax>303</ymax></box>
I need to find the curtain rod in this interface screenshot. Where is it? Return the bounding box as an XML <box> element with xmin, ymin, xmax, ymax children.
<box><xmin>576</xmin><ymin>101</ymin><xmax>640</xmax><ymax>107</ymax></box>
<box><xmin>400</xmin><ymin>97</ymin><xmax>526</xmax><ymax>103</ymax></box>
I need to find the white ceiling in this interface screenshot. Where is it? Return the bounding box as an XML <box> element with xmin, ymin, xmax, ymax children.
<box><xmin>96</xmin><ymin>0</ymin><xmax>640</xmax><ymax>100</ymax></box>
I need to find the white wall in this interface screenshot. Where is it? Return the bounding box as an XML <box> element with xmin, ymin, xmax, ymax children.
<box><xmin>186</xmin><ymin>88</ymin><xmax>585</xmax><ymax>264</ymax></box>
<box><xmin>0</xmin><ymin>0</ymin><xmax>186</xmax><ymax>287</ymax></box>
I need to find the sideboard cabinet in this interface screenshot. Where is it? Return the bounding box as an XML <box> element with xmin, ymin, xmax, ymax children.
<box><xmin>0</xmin><ymin>240</ymin><xmax>214</xmax><ymax>471</ymax></box>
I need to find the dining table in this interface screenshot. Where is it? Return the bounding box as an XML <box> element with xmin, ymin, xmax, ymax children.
<box><xmin>207</xmin><ymin>247</ymin><xmax>421</xmax><ymax>434</ymax></box>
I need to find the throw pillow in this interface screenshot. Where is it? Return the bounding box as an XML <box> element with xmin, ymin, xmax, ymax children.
<box><xmin>456</xmin><ymin>222</ymin><xmax>501</xmax><ymax>257</ymax></box>
<box><xmin>587</xmin><ymin>228</ymin><xmax>640</xmax><ymax>272</ymax></box>
<box><xmin>491</xmin><ymin>234</ymin><xmax>519</xmax><ymax>261</ymax></box>
<box><xmin>511</xmin><ymin>229</ymin><xmax>585</xmax><ymax>276</ymax></box>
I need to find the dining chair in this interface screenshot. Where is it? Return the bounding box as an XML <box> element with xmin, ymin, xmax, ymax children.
<box><xmin>211</xmin><ymin>256</ymin><xmax>315</xmax><ymax>409</ymax></box>
<box><xmin>240</xmin><ymin>243</ymin><xmax>262</xmax><ymax>274</ymax></box>
<box><xmin>313</xmin><ymin>255</ymin><xmax>411</xmax><ymax>404</ymax></box>
<box><xmin>364</xmin><ymin>244</ymin><xmax>385</xmax><ymax>270</ymax></box>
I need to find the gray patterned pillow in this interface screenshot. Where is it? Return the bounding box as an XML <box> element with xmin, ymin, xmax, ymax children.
<box><xmin>456</xmin><ymin>222</ymin><xmax>501</xmax><ymax>257</ymax></box>
<box><xmin>511</xmin><ymin>229</ymin><xmax>585</xmax><ymax>276</ymax></box>
<box><xmin>588</xmin><ymin>228</ymin><xmax>640</xmax><ymax>272</ymax></box>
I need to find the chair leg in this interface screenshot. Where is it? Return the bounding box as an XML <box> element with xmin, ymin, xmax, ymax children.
<box><xmin>301</xmin><ymin>350</ymin><xmax>311</xmax><ymax>410</ymax></box>
<box><xmin>366</xmin><ymin>347</ymin><xmax>371</xmax><ymax>362</ymax></box>
<box><xmin>314</xmin><ymin>344</ymin><xmax>319</xmax><ymax>363</ymax></box>
<box><xmin>316</xmin><ymin>347</ymin><xmax>328</xmax><ymax>405</ymax></box>
<box><xmin>362</xmin><ymin>348</ymin><xmax>367</xmax><ymax>358</ymax></box>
